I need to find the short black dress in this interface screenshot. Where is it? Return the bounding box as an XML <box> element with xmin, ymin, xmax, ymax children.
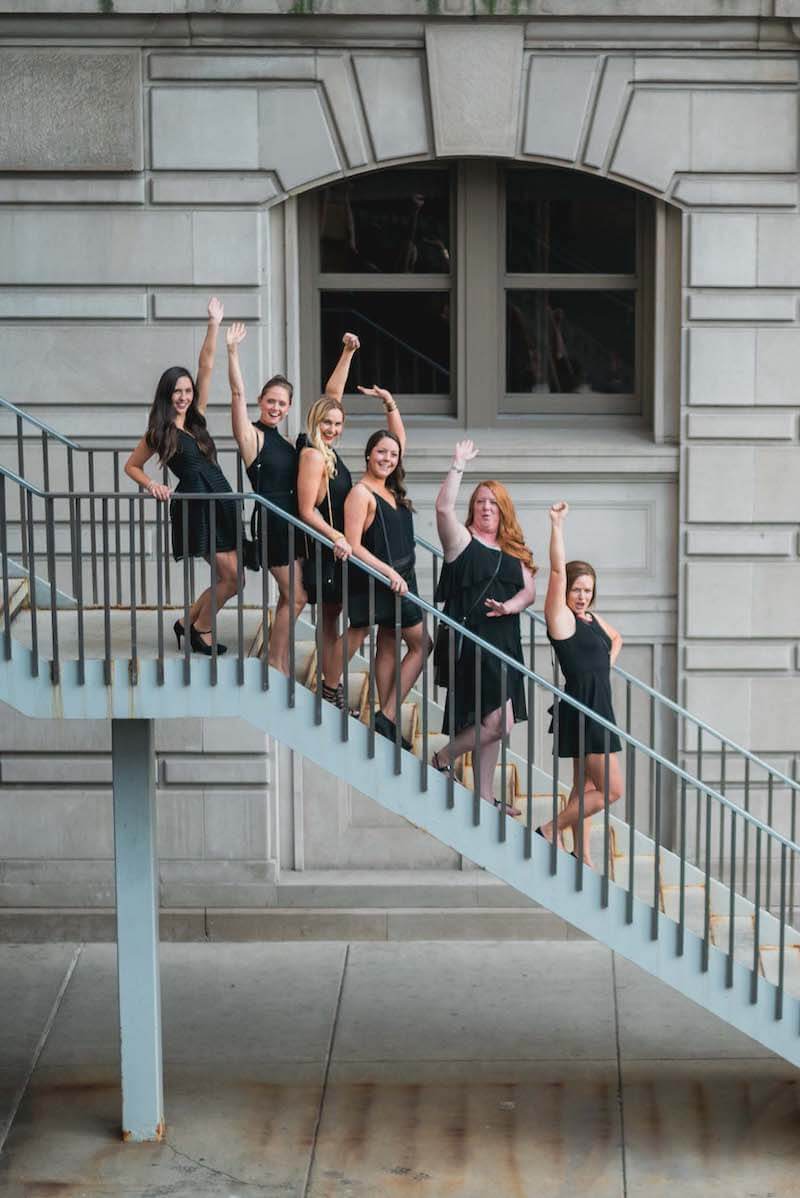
<box><xmin>168</xmin><ymin>429</ymin><xmax>238</xmax><ymax>561</ymax></box>
<box><xmin>297</xmin><ymin>435</ymin><xmax>352</xmax><ymax>605</ymax></box>
<box><xmin>548</xmin><ymin>616</ymin><xmax>622</xmax><ymax>758</ymax></box>
<box><xmin>348</xmin><ymin>486</ymin><xmax>421</xmax><ymax>630</ymax></box>
<box><xmin>435</xmin><ymin>536</ymin><xmax>528</xmax><ymax>736</ymax></box>
<box><xmin>247</xmin><ymin>422</ymin><xmax>302</xmax><ymax>568</ymax></box>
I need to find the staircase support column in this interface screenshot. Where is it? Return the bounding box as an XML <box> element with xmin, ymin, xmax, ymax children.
<box><xmin>112</xmin><ymin>719</ymin><xmax>165</xmax><ymax>1143</ymax></box>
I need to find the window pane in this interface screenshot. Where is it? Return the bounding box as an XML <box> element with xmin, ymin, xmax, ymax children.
<box><xmin>320</xmin><ymin>170</ymin><xmax>451</xmax><ymax>274</ymax></box>
<box><xmin>321</xmin><ymin>291</ymin><xmax>451</xmax><ymax>395</ymax></box>
<box><xmin>506</xmin><ymin>169</ymin><xmax>636</xmax><ymax>274</ymax></box>
<box><xmin>506</xmin><ymin>290</ymin><xmax>635</xmax><ymax>394</ymax></box>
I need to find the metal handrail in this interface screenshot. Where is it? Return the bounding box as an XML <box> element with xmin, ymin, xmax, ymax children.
<box><xmin>415</xmin><ymin>533</ymin><xmax>800</xmax><ymax>798</ymax></box>
<box><xmin>0</xmin><ymin>395</ymin><xmax>81</xmax><ymax>451</ymax></box>
<box><xmin>2</xmin><ymin>466</ymin><xmax>798</xmax><ymax>859</ymax></box>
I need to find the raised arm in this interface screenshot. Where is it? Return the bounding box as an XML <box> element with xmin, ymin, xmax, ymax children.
<box><xmin>593</xmin><ymin>612</ymin><xmax>623</xmax><ymax>666</ymax></box>
<box><xmin>226</xmin><ymin>322</ymin><xmax>259</xmax><ymax>468</ymax></box>
<box><xmin>356</xmin><ymin>384</ymin><xmax>406</xmax><ymax>455</ymax></box>
<box><xmin>296</xmin><ymin>447</ymin><xmax>352</xmax><ymax>559</ymax></box>
<box><xmin>124</xmin><ymin>437</ymin><xmax>171</xmax><ymax>501</ymax></box>
<box><xmin>544</xmin><ymin>502</ymin><xmax>575</xmax><ymax>640</ymax></box>
<box><xmin>324</xmin><ymin>332</ymin><xmax>360</xmax><ymax>404</ymax></box>
<box><xmin>195</xmin><ymin>296</ymin><xmax>224</xmax><ymax>416</ymax></box>
<box><xmin>344</xmin><ymin>484</ymin><xmax>408</xmax><ymax>593</ymax></box>
<box><xmin>435</xmin><ymin>440</ymin><xmax>476</xmax><ymax>563</ymax></box>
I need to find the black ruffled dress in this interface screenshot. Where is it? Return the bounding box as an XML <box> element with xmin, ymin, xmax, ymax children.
<box><xmin>348</xmin><ymin>487</ymin><xmax>421</xmax><ymax>630</ymax></box>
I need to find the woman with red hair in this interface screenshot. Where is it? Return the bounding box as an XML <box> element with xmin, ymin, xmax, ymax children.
<box><xmin>432</xmin><ymin>440</ymin><xmax>537</xmax><ymax>814</ymax></box>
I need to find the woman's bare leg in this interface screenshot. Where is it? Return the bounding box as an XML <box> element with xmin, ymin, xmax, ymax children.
<box><xmin>192</xmin><ymin>550</ymin><xmax>239</xmax><ymax>643</ymax></box>
<box><xmin>268</xmin><ymin>562</ymin><xmax>307</xmax><ymax>675</ymax></box>
<box><xmin>539</xmin><ymin>752</ymin><xmax>623</xmax><ymax>865</ymax></box>
<box><xmin>380</xmin><ymin>623</ymin><xmax>431</xmax><ymax>722</ymax></box>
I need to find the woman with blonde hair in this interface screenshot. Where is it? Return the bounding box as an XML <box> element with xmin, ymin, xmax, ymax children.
<box><xmin>432</xmin><ymin>440</ymin><xmax>537</xmax><ymax>813</ymax></box>
<box><xmin>296</xmin><ymin>376</ymin><xmax>405</xmax><ymax>707</ymax></box>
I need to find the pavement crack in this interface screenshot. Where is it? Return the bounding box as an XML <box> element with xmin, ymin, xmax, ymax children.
<box><xmin>611</xmin><ymin>951</ymin><xmax>629</xmax><ymax>1198</ymax></box>
<box><xmin>302</xmin><ymin>941</ymin><xmax>350</xmax><ymax>1198</ymax></box>
<box><xmin>163</xmin><ymin>1139</ymin><xmax>270</xmax><ymax>1190</ymax></box>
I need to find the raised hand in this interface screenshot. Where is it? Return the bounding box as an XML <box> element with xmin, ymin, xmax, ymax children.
<box><xmin>453</xmin><ymin>439</ymin><xmax>478</xmax><ymax>468</ymax></box>
<box><xmin>342</xmin><ymin>332</ymin><xmax>360</xmax><ymax>352</ymax></box>
<box><xmin>208</xmin><ymin>296</ymin><xmax>224</xmax><ymax>326</ymax></box>
<box><xmin>549</xmin><ymin>501</ymin><xmax>569</xmax><ymax>525</ymax></box>
<box><xmin>357</xmin><ymin>384</ymin><xmax>393</xmax><ymax>406</ymax></box>
<box><xmin>226</xmin><ymin>322</ymin><xmax>247</xmax><ymax>349</ymax></box>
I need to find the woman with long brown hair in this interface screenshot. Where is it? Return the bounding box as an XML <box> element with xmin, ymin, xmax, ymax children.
<box><xmin>432</xmin><ymin>440</ymin><xmax>537</xmax><ymax>813</ymax></box>
<box><xmin>125</xmin><ymin>296</ymin><xmax>238</xmax><ymax>655</ymax></box>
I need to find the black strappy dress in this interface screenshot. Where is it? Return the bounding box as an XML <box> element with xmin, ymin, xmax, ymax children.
<box><xmin>246</xmin><ymin>422</ymin><xmax>301</xmax><ymax>568</ymax></box>
<box><xmin>168</xmin><ymin>429</ymin><xmax>238</xmax><ymax>561</ymax></box>
<box><xmin>296</xmin><ymin>435</ymin><xmax>352</xmax><ymax>605</ymax></box>
<box><xmin>548</xmin><ymin>615</ymin><xmax>622</xmax><ymax>758</ymax></box>
<box><xmin>348</xmin><ymin>487</ymin><xmax>421</xmax><ymax>630</ymax></box>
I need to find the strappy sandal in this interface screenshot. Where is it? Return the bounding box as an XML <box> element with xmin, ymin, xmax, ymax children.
<box><xmin>431</xmin><ymin>750</ymin><xmax>453</xmax><ymax>774</ymax></box>
<box><xmin>535</xmin><ymin>825</ymin><xmax>577</xmax><ymax>858</ymax></box>
<box><xmin>492</xmin><ymin>797</ymin><xmax>522</xmax><ymax>818</ymax></box>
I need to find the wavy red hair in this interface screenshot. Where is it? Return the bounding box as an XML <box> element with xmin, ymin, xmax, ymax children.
<box><xmin>466</xmin><ymin>480</ymin><xmax>537</xmax><ymax>574</ymax></box>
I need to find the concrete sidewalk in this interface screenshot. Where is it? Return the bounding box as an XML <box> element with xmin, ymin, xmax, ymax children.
<box><xmin>0</xmin><ymin>941</ymin><xmax>797</xmax><ymax>1198</ymax></box>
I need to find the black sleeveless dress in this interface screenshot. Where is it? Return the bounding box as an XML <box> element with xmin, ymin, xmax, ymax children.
<box><xmin>297</xmin><ymin>435</ymin><xmax>352</xmax><ymax>605</ymax></box>
<box><xmin>348</xmin><ymin>486</ymin><xmax>421</xmax><ymax>630</ymax></box>
<box><xmin>168</xmin><ymin>428</ymin><xmax>238</xmax><ymax>561</ymax></box>
<box><xmin>435</xmin><ymin>536</ymin><xmax>528</xmax><ymax>735</ymax></box>
<box><xmin>548</xmin><ymin>616</ymin><xmax>622</xmax><ymax>758</ymax></box>
<box><xmin>246</xmin><ymin>422</ymin><xmax>301</xmax><ymax>568</ymax></box>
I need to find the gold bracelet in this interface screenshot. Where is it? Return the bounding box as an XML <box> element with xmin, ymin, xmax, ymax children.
<box><xmin>383</xmin><ymin>402</ymin><xmax>397</xmax><ymax>413</ymax></box>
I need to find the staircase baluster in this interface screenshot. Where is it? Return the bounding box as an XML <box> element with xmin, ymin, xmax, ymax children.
<box><xmin>766</xmin><ymin>773</ymin><xmax>774</xmax><ymax>913</ymax></box>
<box><xmin>576</xmin><ymin>711</ymin><xmax>585</xmax><ymax>891</ymax></box>
<box><xmin>695</xmin><ymin>726</ymin><xmax>704</xmax><ymax>871</ymax></box>
<box><xmin>703</xmin><ymin>788</ymin><xmax>712</xmax><ymax>972</ymax></box>
<box><xmin>752</xmin><ymin>827</ymin><xmax>762</xmax><ymax>1005</ymax></box>
<box><xmin>431</xmin><ymin>553</ymin><xmax>439</xmax><ymax>702</ymax></box>
<box><xmin>341</xmin><ymin>557</ymin><xmax>349</xmax><ymax>740</ymax></box>
<box><xmin>743</xmin><ymin>757</ymin><xmax>751</xmax><ymax>899</ymax></box>
<box><xmin>87</xmin><ymin>451</ymin><xmax>98</xmax><ymax>605</ymax></box>
<box><xmin>790</xmin><ymin>770</ymin><xmax>797</xmax><ymax>925</ymax></box>
<box><xmin>677</xmin><ymin>777</ymin><xmax>686</xmax><ymax>956</ymax></box>
<box><xmin>719</xmin><ymin>742</ymin><xmax>726</xmax><ymax>885</ymax></box>
<box><xmin>446</xmin><ymin>625</ymin><xmax>455</xmax><ymax>808</ymax></box>
<box><xmin>209</xmin><ymin>499</ymin><xmax>218</xmax><ymax>685</ymax></box>
<box><xmin>41</xmin><ymin>429</ymin><xmax>49</xmax><ymax>492</ymax></box>
<box><xmin>498</xmin><ymin>661</ymin><xmax>508</xmax><ymax>843</ymax></box>
<box><xmin>162</xmin><ymin>462</ymin><xmax>172</xmax><ymax>608</ymax></box>
<box><xmin>260</xmin><ymin>503</ymin><xmax>269</xmax><ymax>692</ymax></box>
<box><xmin>182</xmin><ymin>501</ymin><xmax>191</xmax><ymax>687</ymax></box>
<box><xmin>0</xmin><ymin>477</ymin><xmax>10</xmax><ymax>661</ymax></box>
<box><xmin>550</xmin><ymin>696</ymin><xmax>559</xmax><ymax>876</ymax></box>
<box><xmin>649</xmin><ymin>691</ymin><xmax>656</xmax><ymax>834</ymax></box>
<box><xmin>113</xmin><ymin>452</ymin><xmax>122</xmax><ymax>606</ymax></box>
<box><xmin>128</xmin><ymin>497</ymin><xmax>138</xmax><ymax>686</ymax></box>
<box><xmin>16</xmin><ymin>416</ymin><xmax>28</xmax><ymax>571</ymax></box>
<box><xmin>25</xmin><ymin>490</ymin><xmax>38</xmax><ymax>677</ymax></box>
<box><xmin>288</xmin><ymin>523</ymin><xmax>296</xmax><ymax>708</ymax></box>
<box><xmin>420</xmin><ymin>609</ymin><xmax>428</xmax><ymax>790</ymax></box>
<box><xmin>367</xmin><ymin>575</ymin><xmax>375</xmax><ymax>758</ymax></box>
<box><xmin>776</xmin><ymin>843</ymin><xmax>787</xmax><ymax>1021</ymax></box>
<box><xmin>236</xmin><ymin>499</ymin><xmax>244</xmax><ymax>687</ymax></box>
<box><xmin>626</xmin><ymin>743</ymin><xmax>635</xmax><ymax>924</ymax></box>
<box><xmin>473</xmin><ymin>644</ymin><xmax>481</xmax><ymax>826</ymax></box>
<box><xmin>652</xmin><ymin>762</ymin><xmax>662</xmax><ymax>940</ymax></box>
<box><xmin>314</xmin><ymin>540</ymin><xmax>323</xmax><ymax>725</ymax></box>
<box><xmin>102</xmin><ymin>497</ymin><xmax>112</xmax><ymax>686</ymax></box>
<box><xmin>44</xmin><ymin>495</ymin><xmax>59</xmax><ymax>684</ymax></box>
<box><xmin>155</xmin><ymin>501</ymin><xmax>164</xmax><ymax>687</ymax></box>
<box><xmin>602</xmin><ymin>728</ymin><xmax>610</xmax><ymax>908</ymax></box>
<box><xmin>394</xmin><ymin>593</ymin><xmax>402</xmax><ymax>776</ymax></box>
<box><xmin>138</xmin><ymin>486</ymin><xmax>147</xmax><ymax>607</ymax></box>
<box><xmin>525</xmin><ymin>615</ymin><xmax>535</xmax><ymax>859</ymax></box>
<box><xmin>73</xmin><ymin>497</ymin><xmax>85</xmax><ymax>687</ymax></box>
<box><xmin>726</xmin><ymin>814</ymin><xmax>737</xmax><ymax>984</ymax></box>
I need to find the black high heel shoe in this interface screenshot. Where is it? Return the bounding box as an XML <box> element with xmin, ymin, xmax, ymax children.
<box><xmin>173</xmin><ymin>619</ymin><xmax>184</xmax><ymax>650</ymax></box>
<box><xmin>374</xmin><ymin>710</ymin><xmax>412</xmax><ymax>752</ymax></box>
<box><xmin>190</xmin><ymin>625</ymin><xmax>227</xmax><ymax>656</ymax></box>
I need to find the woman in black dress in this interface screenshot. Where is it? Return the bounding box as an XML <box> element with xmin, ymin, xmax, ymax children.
<box><xmin>341</xmin><ymin>395</ymin><xmax>430</xmax><ymax>747</ymax></box>
<box><xmin>432</xmin><ymin>440</ymin><xmax>537</xmax><ymax>814</ymax></box>
<box><xmin>537</xmin><ymin>501</ymin><xmax>624</xmax><ymax>866</ymax></box>
<box><xmin>226</xmin><ymin>323</ymin><xmax>360</xmax><ymax>674</ymax></box>
<box><xmin>296</xmin><ymin>381</ymin><xmax>407</xmax><ymax>708</ymax></box>
<box><xmin>125</xmin><ymin>297</ymin><xmax>238</xmax><ymax>655</ymax></box>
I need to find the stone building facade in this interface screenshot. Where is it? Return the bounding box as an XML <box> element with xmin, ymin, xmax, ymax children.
<box><xmin>0</xmin><ymin>3</ymin><xmax>798</xmax><ymax>930</ymax></box>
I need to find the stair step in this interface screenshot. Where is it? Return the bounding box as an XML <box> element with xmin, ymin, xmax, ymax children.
<box><xmin>5</xmin><ymin>558</ymin><xmax>77</xmax><ymax>610</ymax></box>
<box><xmin>0</xmin><ymin>577</ymin><xmax>27</xmax><ymax>624</ymax></box>
<box><xmin>759</xmin><ymin>944</ymin><xmax>800</xmax><ymax>993</ymax></box>
<box><xmin>710</xmin><ymin>915</ymin><xmax>757</xmax><ymax>966</ymax></box>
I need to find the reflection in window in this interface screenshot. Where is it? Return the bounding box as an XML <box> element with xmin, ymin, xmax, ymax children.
<box><xmin>320</xmin><ymin>170</ymin><xmax>451</xmax><ymax>274</ymax></box>
<box><xmin>321</xmin><ymin>291</ymin><xmax>450</xmax><ymax>395</ymax></box>
<box><xmin>506</xmin><ymin>169</ymin><xmax>636</xmax><ymax>274</ymax></box>
<box><xmin>506</xmin><ymin>291</ymin><xmax>635</xmax><ymax>395</ymax></box>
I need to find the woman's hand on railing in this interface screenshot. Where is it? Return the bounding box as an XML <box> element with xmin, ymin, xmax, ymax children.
<box><xmin>226</xmin><ymin>322</ymin><xmax>247</xmax><ymax>350</ymax></box>
<box><xmin>333</xmin><ymin>536</ymin><xmax>352</xmax><ymax>561</ymax></box>
<box><xmin>453</xmin><ymin>439</ymin><xmax>478</xmax><ymax>470</ymax></box>
<box><xmin>549</xmin><ymin>500</ymin><xmax>569</xmax><ymax>526</ymax></box>
<box><xmin>145</xmin><ymin>481</ymin><xmax>172</xmax><ymax>502</ymax></box>
<box><xmin>386</xmin><ymin>567</ymin><xmax>409</xmax><ymax>595</ymax></box>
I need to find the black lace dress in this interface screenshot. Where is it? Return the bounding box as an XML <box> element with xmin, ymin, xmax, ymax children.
<box><xmin>548</xmin><ymin>615</ymin><xmax>622</xmax><ymax>758</ymax></box>
<box><xmin>435</xmin><ymin>536</ymin><xmax>528</xmax><ymax>735</ymax></box>
<box><xmin>168</xmin><ymin>429</ymin><xmax>238</xmax><ymax>561</ymax></box>
<box><xmin>348</xmin><ymin>487</ymin><xmax>421</xmax><ymax>629</ymax></box>
<box><xmin>246</xmin><ymin>422</ymin><xmax>301</xmax><ymax>568</ymax></box>
<box><xmin>296</xmin><ymin>435</ymin><xmax>352</xmax><ymax>605</ymax></box>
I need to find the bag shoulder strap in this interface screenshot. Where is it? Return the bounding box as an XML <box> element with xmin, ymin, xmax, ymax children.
<box><xmin>462</xmin><ymin>551</ymin><xmax>502</xmax><ymax>625</ymax></box>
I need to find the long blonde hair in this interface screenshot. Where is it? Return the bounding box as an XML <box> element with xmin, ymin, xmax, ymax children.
<box><xmin>466</xmin><ymin>480</ymin><xmax>537</xmax><ymax>574</ymax></box>
<box><xmin>305</xmin><ymin>397</ymin><xmax>344</xmax><ymax>480</ymax></box>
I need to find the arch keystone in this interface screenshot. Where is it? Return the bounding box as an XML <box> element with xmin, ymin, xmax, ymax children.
<box><xmin>425</xmin><ymin>25</ymin><xmax>523</xmax><ymax>159</ymax></box>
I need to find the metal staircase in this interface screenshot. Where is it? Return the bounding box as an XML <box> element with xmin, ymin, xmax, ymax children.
<box><xmin>1</xmin><ymin>394</ymin><xmax>799</xmax><ymax>1146</ymax></box>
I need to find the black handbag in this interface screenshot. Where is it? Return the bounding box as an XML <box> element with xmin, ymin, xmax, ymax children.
<box><xmin>433</xmin><ymin>554</ymin><xmax>501</xmax><ymax>688</ymax></box>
